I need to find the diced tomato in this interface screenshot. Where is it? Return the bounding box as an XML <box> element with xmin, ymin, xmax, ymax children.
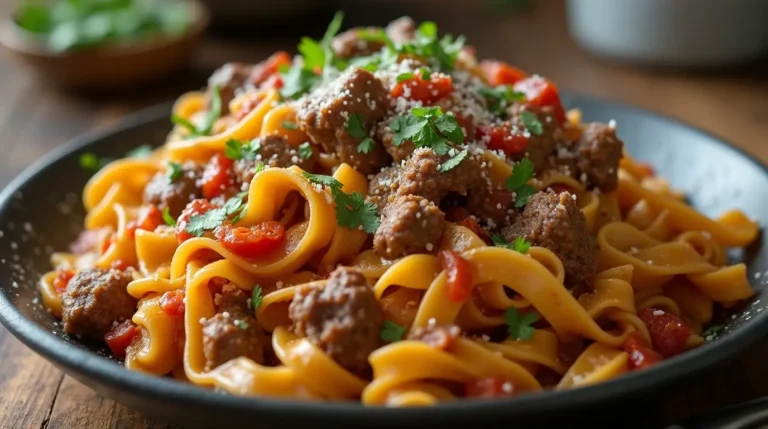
<box><xmin>623</xmin><ymin>332</ymin><xmax>663</xmax><ymax>370</ymax></box>
<box><xmin>176</xmin><ymin>199</ymin><xmax>218</xmax><ymax>243</ymax></box>
<box><xmin>126</xmin><ymin>205</ymin><xmax>164</xmax><ymax>238</ymax></box>
<box><xmin>457</xmin><ymin>216</ymin><xmax>492</xmax><ymax>244</ymax></box>
<box><xmin>110</xmin><ymin>259</ymin><xmax>135</xmax><ymax>271</ymax></box>
<box><xmin>638</xmin><ymin>307</ymin><xmax>691</xmax><ymax>358</ymax></box>
<box><xmin>480</xmin><ymin>60</ymin><xmax>527</xmax><ymax>86</ymax></box>
<box><xmin>104</xmin><ymin>320</ymin><xmax>139</xmax><ymax>360</ymax></box>
<box><xmin>513</xmin><ymin>76</ymin><xmax>566</xmax><ymax>124</ymax></box>
<box><xmin>391</xmin><ymin>74</ymin><xmax>453</xmax><ymax>104</ymax></box>
<box><xmin>160</xmin><ymin>289</ymin><xmax>186</xmax><ymax>317</ymax></box>
<box><xmin>251</xmin><ymin>51</ymin><xmax>292</xmax><ymax>87</ymax></box>
<box><xmin>439</xmin><ymin>250</ymin><xmax>473</xmax><ymax>302</ymax></box>
<box><xmin>213</xmin><ymin>221</ymin><xmax>285</xmax><ymax>259</ymax></box>
<box><xmin>465</xmin><ymin>377</ymin><xmax>516</xmax><ymax>398</ymax></box>
<box><xmin>53</xmin><ymin>269</ymin><xmax>75</xmax><ymax>293</ymax></box>
<box><xmin>476</xmin><ymin>123</ymin><xmax>530</xmax><ymax>156</ymax></box>
<box><xmin>201</xmin><ymin>153</ymin><xmax>236</xmax><ymax>200</ymax></box>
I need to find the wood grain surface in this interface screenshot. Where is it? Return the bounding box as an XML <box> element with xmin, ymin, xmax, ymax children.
<box><xmin>0</xmin><ymin>1</ymin><xmax>766</xmax><ymax>428</ymax></box>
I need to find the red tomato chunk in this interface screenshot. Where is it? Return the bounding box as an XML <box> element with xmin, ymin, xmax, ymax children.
<box><xmin>53</xmin><ymin>269</ymin><xmax>75</xmax><ymax>293</ymax></box>
<box><xmin>104</xmin><ymin>320</ymin><xmax>139</xmax><ymax>360</ymax></box>
<box><xmin>480</xmin><ymin>60</ymin><xmax>527</xmax><ymax>86</ymax></box>
<box><xmin>513</xmin><ymin>76</ymin><xmax>566</xmax><ymax>124</ymax></box>
<box><xmin>176</xmin><ymin>199</ymin><xmax>218</xmax><ymax>243</ymax></box>
<box><xmin>623</xmin><ymin>332</ymin><xmax>662</xmax><ymax>370</ymax></box>
<box><xmin>439</xmin><ymin>250</ymin><xmax>473</xmax><ymax>302</ymax></box>
<box><xmin>201</xmin><ymin>153</ymin><xmax>235</xmax><ymax>200</ymax></box>
<box><xmin>214</xmin><ymin>221</ymin><xmax>285</xmax><ymax>259</ymax></box>
<box><xmin>126</xmin><ymin>205</ymin><xmax>164</xmax><ymax>238</ymax></box>
<box><xmin>476</xmin><ymin>123</ymin><xmax>529</xmax><ymax>156</ymax></box>
<box><xmin>638</xmin><ymin>307</ymin><xmax>691</xmax><ymax>358</ymax></box>
<box><xmin>465</xmin><ymin>377</ymin><xmax>516</xmax><ymax>398</ymax></box>
<box><xmin>252</xmin><ymin>51</ymin><xmax>292</xmax><ymax>87</ymax></box>
<box><xmin>160</xmin><ymin>289</ymin><xmax>186</xmax><ymax>317</ymax></box>
<box><xmin>391</xmin><ymin>74</ymin><xmax>453</xmax><ymax>104</ymax></box>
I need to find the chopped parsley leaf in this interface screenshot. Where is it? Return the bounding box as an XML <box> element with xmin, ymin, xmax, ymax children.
<box><xmin>170</xmin><ymin>86</ymin><xmax>222</xmax><ymax>138</ymax></box>
<box><xmin>162</xmin><ymin>207</ymin><xmax>176</xmax><ymax>227</ymax></box>
<box><xmin>167</xmin><ymin>161</ymin><xmax>183</xmax><ymax>182</ymax></box>
<box><xmin>479</xmin><ymin>85</ymin><xmax>525</xmax><ymax>116</ymax></box>
<box><xmin>126</xmin><ymin>145</ymin><xmax>153</xmax><ymax>159</ymax></box>
<box><xmin>346</xmin><ymin>113</ymin><xmax>376</xmax><ymax>154</ymax></box>
<box><xmin>505</xmin><ymin>307</ymin><xmax>537</xmax><ymax>341</ymax></box>
<box><xmin>298</xmin><ymin>142</ymin><xmax>313</xmax><ymax>160</ymax></box>
<box><xmin>390</xmin><ymin>106</ymin><xmax>463</xmax><ymax>156</ymax></box>
<box><xmin>420</xmin><ymin>68</ymin><xmax>431</xmax><ymax>80</ymax></box>
<box><xmin>282</xmin><ymin>121</ymin><xmax>297</xmax><ymax>130</ymax></box>
<box><xmin>520</xmin><ymin>110</ymin><xmax>543</xmax><ymax>136</ymax></box>
<box><xmin>506</xmin><ymin>158</ymin><xmax>536</xmax><ymax>208</ymax></box>
<box><xmin>224</xmin><ymin>138</ymin><xmax>261</xmax><ymax>161</ymax></box>
<box><xmin>303</xmin><ymin>172</ymin><xmax>380</xmax><ymax>233</ymax></box>
<box><xmin>396</xmin><ymin>72</ymin><xmax>414</xmax><ymax>83</ymax></box>
<box><xmin>356</xmin><ymin>138</ymin><xmax>375</xmax><ymax>154</ymax></box>
<box><xmin>439</xmin><ymin>149</ymin><xmax>468</xmax><ymax>173</ymax></box>
<box><xmin>251</xmin><ymin>285</ymin><xmax>263</xmax><ymax>310</ymax></box>
<box><xmin>491</xmin><ymin>234</ymin><xmax>531</xmax><ymax>254</ymax></box>
<box><xmin>184</xmin><ymin>194</ymin><xmax>246</xmax><ymax>237</ymax></box>
<box><xmin>280</xmin><ymin>66</ymin><xmax>321</xmax><ymax>99</ymax></box>
<box><xmin>380</xmin><ymin>320</ymin><xmax>406</xmax><ymax>342</ymax></box>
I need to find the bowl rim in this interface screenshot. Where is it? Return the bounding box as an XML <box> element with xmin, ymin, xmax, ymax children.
<box><xmin>0</xmin><ymin>0</ymin><xmax>211</xmax><ymax>59</ymax></box>
<box><xmin>1</xmin><ymin>93</ymin><xmax>767</xmax><ymax>421</ymax></box>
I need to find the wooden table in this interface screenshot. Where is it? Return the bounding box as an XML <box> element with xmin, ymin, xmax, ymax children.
<box><xmin>1</xmin><ymin>1</ymin><xmax>767</xmax><ymax>428</ymax></box>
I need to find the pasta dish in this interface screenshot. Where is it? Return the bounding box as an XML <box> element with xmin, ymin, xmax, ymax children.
<box><xmin>40</xmin><ymin>14</ymin><xmax>760</xmax><ymax>405</ymax></box>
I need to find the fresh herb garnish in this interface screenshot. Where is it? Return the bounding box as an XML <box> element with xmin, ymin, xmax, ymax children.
<box><xmin>396</xmin><ymin>72</ymin><xmax>414</xmax><ymax>82</ymax></box>
<box><xmin>184</xmin><ymin>194</ymin><xmax>247</xmax><ymax>237</ymax></box>
<box><xmin>224</xmin><ymin>138</ymin><xmax>261</xmax><ymax>161</ymax></box>
<box><xmin>506</xmin><ymin>158</ymin><xmax>536</xmax><ymax>208</ymax></box>
<box><xmin>298</xmin><ymin>142</ymin><xmax>313</xmax><ymax>160</ymax></box>
<box><xmin>439</xmin><ymin>149</ymin><xmax>468</xmax><ymax>173</ymax></box>
<box><xmin>380</xmin><ymin>320</ymin><xmax>406</xmax><ymax>342</ymax></box>
<box><xmin>303</xmin><ymin>172</ymin><xmax>380</xmax><ymax>233</ymax></box>
<box><xmin>251</xmin><ymin>285</ymin><xmax>263</xmax><ymax>310</ymax></box>
<box><xmin>479</xmin><ymin>85</ymin><xmax>525</xmax><ymax>116</ymax></box>
<box><xmin>390</xmin><ymin>106</ymin><xmax>463</xmax><ymax>156</ymax></box>
<box><xmin>79</xmin><ymin>152</ymin><xmax>111</xmax><ymax>174</ymax></box>
<box><xmin>701</xmin><ymin>325</ymin><xmax>724</xmax><ymax>338</ymax></box>
<box><xmin>491</xmin><ymin>234</ymin><xmax>531</xmax><ymax>254</ymax></box>
<box><xmin>167</xmin><ymin>161</ymin><xmax>183</xmax><ymax>182</ymax></box>
<box><xmin>520</xmin><ymin>110</ymin><xmax>543</xmax><ymax>136</ymax></box>
<box><xmin>162</xmin><ymin>207</ymin><xmax>176</xmax><ymax>227</ymax></box>
<box><xmin>420</xmin><ymin>68</ymin><xmax>432</xmax><ymax>80</ymax></box>
<box><xmin>126</xmin><ymin>145</ymin><xmax>153</xmax><ymax>159</ymax></box>
<box><xmin>346</xmin><ymin>113</ymin><xmax>375</xmax><ymax>154</ymax></box>
<box><xmin>170</xmin><ymin>86</ymin><xmax>222</xmax><ymax>138</ymax></box>
<box><xmin>282</xmin><ymin>121</ymin><xmax>297</xmax><ymax>130</ymax></box>
<box><xmin>505</xmin><ymin>307</ymin><xmax>537</xmax><ymax>341</ymax></box>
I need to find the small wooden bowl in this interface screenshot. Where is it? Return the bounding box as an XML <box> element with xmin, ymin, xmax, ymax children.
<box><xmin>0</xmin><ymin>0</ymin><xmax>210</xmax><ymax>90</ymax></box>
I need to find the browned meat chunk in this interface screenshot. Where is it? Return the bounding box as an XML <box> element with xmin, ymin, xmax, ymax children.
<box><xmin>202</xmin><ymin>287</ymin><xmax>265</xmax><ymax>371</ymax></box>
<box><xmin>374</xmin><ymin>195</ymin><xmax>445</xmax><ymax>258</ymax></box>
<box><xmin>297</xmin><ymin>68</ymin><xmax>391</xmax><ymax>174</ymax></box>
<box><xmin>398</xmin><ymin>148</ymin><xmax>486</xmax><ymax>203</ymax></box>
<box><xmin>232</xmin><ymin>135</ymin><xmax>318</xmax><ymax>185</ymax></box>
<box><xmin>208</xmin><ymin>62</ymin><xmax>252</xmax><ymax>115</ymax></box>
<box><xmin>376</xmin><ymin>117</ymin><xmax>415</xmax><ymax>163</ymax></box>
<box><xmin>501</xmin><ymin>191</ymin><xmax>595</xmax><ymax>288</ymax></box>
<box><xmin>143</xmin><ymin>161</ymin><xmax>203</xmax><ymax>218</ymax></box>
<box><xmin>62</xmin><ymin>268</ymin><xmax>136</xmax><ymax>338</ymax></box>
<box><xmin>505</xmin><ymin>104</ymin><xmax>560</xmax><ymax>172</ymax></box>
<box><xmin>332</xmin><ymin>27</ymin><xmax>386</xmax><ymax>59</ymax></box>
<box><xmin>406</xmin><ymin>324</ymin><xmax>461</xmax><ymax>351</ymax></box>
<box><xmin>465</xmin><ymin>186</ymin><xmax>514</xmax><ymax>229</ymax></box>
<box><xmin>367</xmin><ymin>165</ymin><xmax>402</xmax><ymax>210</ymax></box>
<box><xmin>574</xmin><ymin>123</ymin><xmax>623</xmax><ymax>191</ymax></box>
<box><xmin>288</xmin><ymin>267</ymin><xmax>383</xmax><ymax>377</ymax></box>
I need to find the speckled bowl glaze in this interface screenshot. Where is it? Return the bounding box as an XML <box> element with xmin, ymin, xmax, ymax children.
<box><xmin>0</xmin><ymin>94</ymin><xmax>767</xmax><ymax>429</ymax></box>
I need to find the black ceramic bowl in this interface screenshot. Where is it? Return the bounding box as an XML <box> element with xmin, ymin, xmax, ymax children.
<box><xmin>1</xmin><ymin>93</ymin><xmax>767</xmax><ymax>429</ymax></box>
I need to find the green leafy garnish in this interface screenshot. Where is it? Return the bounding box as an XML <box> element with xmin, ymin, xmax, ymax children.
<box><xmin>396</xmin><ymin>21</ymin><xmax>465</xmax><ymax>71</ymax></box>
<box><xmin>251</xmin><ymin>285</ymin><xmax>263</xmax><ymax>310</ymax></box>
<box><xmin>303</xmin><ymin>172</ymin><xmax>380</xmax><ymax>233</ymax></box>
<box><xmin>184</xmin><ymin>194</ymin><xmax>247</xmax><ymax>237</ymax></box>
<box><xmin>126</xmin><ymin>144</ymin><xmax>153</xmax><ymax>159</ymax></box>
<box><xmin>298</xmin><ymin>142</ymin><xmax>313</xmax><ymax>160</ymax></box>
<box><xmin>505</xmin><ymin>307</ymin><xmax>537</xmax><ymax>341</ymax></box>
<box><xmin>280</xmin><ymin>66</ymin><xmax>322</xmax><ymax>100</ymax></box>
<box><xmin>79</xmin><ymin>152</ymin><xmax>111</xmax><ymax>174</ymax></box>
<box><xmin>170</xmin><ymin>86</ymin><xmax>222</xmax><ymax>138</ymax></box>
<box><xmin>491</xmin><ymin>234</ymin><xmax>531</xmax><ymax>254</ymax></box>
<box><xmin>162</xmin><ymin>207</ymin><xmax>176</xmax><ymax>227</ymax></box>
<box><xmin>478</xmin><ymin>85</ymin><xmax>525</xmax><ymax>116</ymax></box>
<box><xmin>396</xmin><ymin>72</ymin><xmax>414</xmax><ymax>83</ymax></box>
<box><xmin>224</xmin><ymin>138</ymin><xmax>261</xmax><ymax>161</ymax></box>
<box><xmin>701</xmin><ymin>325</ymin><xmax>724</xmax><ymax>338</ymax></box>
<box><xmin>346</xmin><ymin>113</ymin><xmax>375</xmax><ymax>154</ymax></box>
<box><xmin>167</xmin><ymin>161</ymin><xmax>183</xmax><ymax>183</ymax></box>
<box><xmin>520</xmin><ymin>110</ymin><xmax>543</xmax><ymax>136</ymax></box>
<box><xmin>506</xmin><ymin>158</ymin><xmax>536</xmax><ymax>208</ymax></box>
<box><xmin>439</xmin><ymin>149</ymin><xmax>468</xmax><ymax>173</ymax></box>
<box><xmin>282</xmin><ymin>121</ymin><xmax>297</xmax><ymax>130</ymax></box>
<box><xmin>380</xmin><ymin>320</ymin><xmax>406</xmax><ymax>342</ymax></box>
<box><xmin>390</xmin><ymin>106</ymin><xmax>463</xmax><ymax>156</ymax></box>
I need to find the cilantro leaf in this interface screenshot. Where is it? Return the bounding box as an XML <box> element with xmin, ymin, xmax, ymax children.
<box><xmin>162</xmin><ymin>207</ymin><xmax>177</xmax><ymax>226</ymax></box>
<box><xmin>167</xmin><ymin>161</ymin><xmax>183</xmax><ymax>182</ymax></box>
<box><xmin>199</xmin><ymin>85</ymin><xmax>222</xmax><ymax>136</ymax></box>
<box><xmin>701</xmin><ymin>325</ymin><xmax>724</xmax><ymax>338</ymax></box>
<box><xmin>396</xmin><ymin>72</ymin><xmax>414</xmax><ymax>83</ymax></box>
<box><xmin>184</xmin><ymin>194</ymin><xmax>247</xmax><ymax>237</ymax></box>
<box><xmin>282</xmin><ymin>121</ymin><xmax>297</xmax><ymax>130</ymax></box>
<box><xmin>390</xmin><ymin>115</ymin><xmax>424</xmax><ymax>146</ymax></box>
<box><xmin>433</xmin><ymin>114</ymin><xmax>464</xmax><ymax>145</ymax></box>
<box><xmin>280</xmin><ymin>65</ymin><xmax>321</xmax><ymax>99</ymax></box>
<box><xmin>514</xmin><ymin>185</ymin><xmax>536</xmax><ymax>208</ymax></box>
<box><xmin>126</xmin><ymin>145</ymin><xmax>153</xmax><ymax>159</ymax></box>
<box><xmin>505</xmin><ymin>307</ymin><xmax>537</xmax><ymax>341</ymax></box>
<box><xmin>356</xmin><ymin>137</ymin><xmax>375</xmax><ymax>154</ymax></box>
<box><xmin>345</xmin><ymin>113</ymin><xmax>369</xmax><ymax>139</ymax></box>
<box><xmin>491</xmin><ymin>234</ymin><xmax>531</xmax><ymax>254</ymax></box>
<box><xmin>224</xmin><ymin>138</ymin><xmax>260</xmax><ymax>161</ymax></box>
<box><xmin>390</xmin><ymin>106</ymin><xmax>462</xmax><ymax>156</ymax></box>
<box><xmin>302</xmin><ymin>172</ymin><xmax>343</xmax><ymax>189</ymax></box>
<box><xmin>303</xmin><ymin>172</ymin><xmax>380</xmax><ymax>233</ymax></box>
<box><xmin>380</xmin><ymin>320</ymin><xmax>406</xmax><ymax>342</ymax></box>
<box><xmin>251</xmin><ymin>285</ymin><xmax>263</xmax><ymax>310</ymax></box>
<box><xmin>298</xmin><ymin>36</ymin><xmax>325</xmax><ymax>70</ymax></box>
<box><xmin>299</xmin><ymin>142</ymin><xmax>313</xmax><ymax>160</ymax></box>
<box><xmin>479</xmin><ymin>85</ymin><xmax>525</xmax><ymax>116</ymax></box>
<box><xmin>420</xmin><ymin>68</ymin><xmax>432</xmax><ymax>80</ymax></box>
<box><xmin>506</xmin><ymin>158</ymin><xmax>536</xmax><ymax>208</ymax></box>
<box><xmin>171</xmin><ymin>114</ymin><xmax>197</xmax><ymax>135</ymax></box>
<box><xmin>520</xmin><ymin>110</ymin><xmax>543</xmax><ymax>136</ymax></box>
<box><xmin>357</xmin><ymin>27</ymin><xmax>395</xmax><ymax>50</ymax></box>
<box><xmin>439</xmin><ymin>149</ymin><xmax>468</xmax><ymax>173</ymax></box>
<box><xmin>322</xmin><ymin>11</ymin><xmax>344</xmax><ymax>46</ymax></box>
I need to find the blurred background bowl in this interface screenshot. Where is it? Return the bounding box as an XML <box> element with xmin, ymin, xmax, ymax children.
<box><xmin>0</xmin><ymin>0</ymin><xmax>210</xmax><ymax>90</ymax></box>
